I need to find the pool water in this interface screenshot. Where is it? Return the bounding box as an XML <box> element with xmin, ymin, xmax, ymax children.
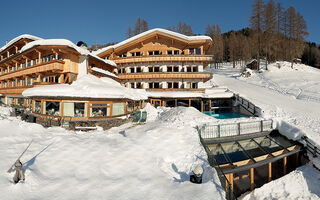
<box><xmin>204</xmin><ymin>112</ymin><xmax>247</xmax><ymax>119</ymax></box>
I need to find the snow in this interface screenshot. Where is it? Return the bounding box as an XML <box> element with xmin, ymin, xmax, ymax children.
<box><xmin>93</xmin><ymin>28</ymin><xmax>212</xmax><ymax>56</ymax></box>
<box><xmin>19</xmin><ymin>38</ymin><xmax>116</xmax><ymax>67</ymax></box>
<box><xmin>207</xmin><ymin>61</ymin><xmax>320</xmax><ymax>199</ymax></box>
<box><xmin>207</xmin><ymin>61</ymin><xmax>320</xmax><ymax>145</ymax></box>
<box><xmin>241</xmin><ymin>164</ymin><xmax>320</xmax><ymax>200</ymax></box>
<box><xmin>141</xmin><ymin>103</ymin><xmax>159</xmax><ymax>122</ymax></box>
<box><xmin>0</xmin><ymin>34</ymin><xmax>42</xmax><ymax>53</ymax></box>
<box><xmin>0</xmin><ymin>105</ymin><xmax>225</xmax><ymax>200</ymax></box>
<box><xmin>91</xmin><ymin>67</ymin><xmax>118</xmax><ymax>78</ymax></box>
<box><xmin>20</xmin><ymin>39</ymin><xmax>89</xmax><ymax>55</ymax></box>
<box><xmin>22</xmin><ymin>74</ymin><xmax>147</xmax><ymax>100</ymax></box>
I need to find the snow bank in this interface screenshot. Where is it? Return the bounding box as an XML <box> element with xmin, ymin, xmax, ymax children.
<box><xmin>22</xmin><ymin>74</ymin><xmax>147</xmax><ymax>100</ymax></box>
<box><xmin>0</xmin><ymin>106</ymin><xmax>225</xmax><ymax>200</ymax></box>
<box><xmin>158</xmin><ymin>107</ymin><xmax>216</xmax><ymax>128</ymax></box>
<box><xmin>276</xmin><ymin>120</ymin><xmax>305</xmax><ymax>141</ymax></box>
<box><xmin>141</xmin><ymin>103</ymin><xmax>159</xmax><ymax>122</ymax></box>
<box><xmin>0</xmin><ymin>34</ymin><xmax>42</xmax><ymax>53</ymax></box>
<box><xmin>241</xmin><ymin>164</ymin><xmax>320</xmax><ymax>200</ymax></box>
<box><xmin>312</xmin><ymin>157</ymin><xmax>320</xmax><ymax>170</ymax></box>
<box><xmin>93</xmin><ymin>28</ymin><xmax>212</xmax><ymax>55</ymax></box>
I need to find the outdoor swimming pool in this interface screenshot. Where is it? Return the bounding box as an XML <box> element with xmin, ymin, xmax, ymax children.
<box><xmin>204</xmin><ymin>112</ymin><xmax>247</xmax><ymax>119</ymax></box>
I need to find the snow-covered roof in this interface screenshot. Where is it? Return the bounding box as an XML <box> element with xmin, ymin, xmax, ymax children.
<box><xmin>20</xmin><ymin>39</ymin><xmax>90</xmax><ymax>55</ymax></box>
<box><xmin>91</xmin><ymin>67</ymin><xmax>118</xmax><ymax>79</ymax></box>
<box><xmin>246</xmin><ymin>59</ymin><xmax>257</xmax><ymax>65</ymax></box>
<box><xmin>22</xmin><ymin>74</ymin><xmax>147</xmax><ymax>100</ymax></box>
<box><xmin>19</xmin><ymin>38</ymin><xmax>116</xmax><ymax>67</ymax></box>
<box><xmin>0</xmin><ymin>34</ymin><xmax>42</xmax><ymax>54</ymax></box>
<box><xmin>147</xmin><ymin>88</ymin><xmax>234</xmax><ymax>98</ymax></box>
<box><xmin>93</xmin><ymin>28</ymin><xmax>212</xmax><ymax>56</ymax></box>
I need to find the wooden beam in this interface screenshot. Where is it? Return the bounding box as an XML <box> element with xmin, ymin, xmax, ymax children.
<box><xmin>283</xmin><ymin>156</ymin><xmax>287</xmax><ymax>175</ymax></box>
<box><xmin>250</xmin><ymin>168</ymin><xmax>254</xmax><ymax>191</ymax></box>
<box><xmin>268</xmin><ymin>162</ymin><xmax>272</xmax><ymax>182</ymax></box>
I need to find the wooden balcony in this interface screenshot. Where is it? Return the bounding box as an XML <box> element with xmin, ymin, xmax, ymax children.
<box><xmin>113</xmin><ymin>55</ymin><xmax>213</xmax><ymax>65</ymax></box>
<box><xmin>0</xmin><ymin>60</ymin><xmax>65</xmax><ymax>81</ymax></box>
<box><xmin>117</xmin><ymin>72</ymin><xmax>213</xmax><ymax>81</ymax></box>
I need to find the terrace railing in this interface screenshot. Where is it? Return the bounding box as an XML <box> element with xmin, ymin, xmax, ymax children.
<box><xmin>234</xmin><ymin>94</ymin><xmax>262</xmax><ymax>116</ymax></box>
<box><xmin>198</xmin><ymin>120</ymin><xmax>273</xmax><ymax>139</ymax></box>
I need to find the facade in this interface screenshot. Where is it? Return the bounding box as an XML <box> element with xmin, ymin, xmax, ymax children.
<box><xmin>0</xmin><ymin>35</ymin><xmax>146</xmax><ymax>124</ymax></box>
<box><xmin>94</xmin><ymin>28</ymin><xmax>234</xmax><ymax>110</ymax></box>
<box><xmin>93</xmin><ymin>29</ymin><xmax>213</xmax><ymax>91</ymax></box>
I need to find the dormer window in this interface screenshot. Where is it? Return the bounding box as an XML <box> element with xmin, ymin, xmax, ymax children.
<box><xmin>119</xmin><ymin>53</ymin><xmax>127</xmax><ymax>58</ymax></box>
<box><xmin>174</xmin><ymin>50</ymin><xmax>179</xmax><ymax>55</ymax></box>
<box><xmin>167</xmin><ymin>50</ymin><xmax>172</xmax><ymax>55</ymax></box>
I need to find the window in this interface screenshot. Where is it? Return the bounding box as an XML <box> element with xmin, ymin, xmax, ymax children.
<box><xmin>136</xmin><ymin>82</ymin><xmax>142</xmax><ymax>89</ymax></box>
<box><xmin>167</xmin><ymin>66</ymin><xmax>173</xmax><ymax>72</ymax></box>
<box><xmin>136</xmin><ymin>67</ymin><xmax>141</xmax><ymax>73</ymax></box>
<box><xmin>189</xmin><ymin>49</ymin><xmax>195</xmax><ymax>55</ymax></box>
<box><xmin>58</xmin><ymin>55</ymin><xmax>63</xmax><ymax>60</ymax></box>
<box><xmin>90</xmin><ymin>103</ymin><xmax>110</xmax><ymax>117</ymax></box>
<box><xmin>173</xmin><ymin>82</ymin><xmax>179</xmax><ymax>88</ymax></box>
<box><xmin>148</xmin><ymin>51</ymin><xmax>154</xmax><ymax>56</ymax></box>
<box><xmin>33</xmin><ymin>100</ymin><xmax>41</xmax><ymax>113</ymax></box>
<box><xmin>131</xmin><ymin>82</ymin><xmax>135</xmax><ymax>88</ymax></box>
<box><xmin>154</xmin><ymin>51</ymin><xmax>160</xmax><ymax>55</ymax></box>
<box><xmin>186</xmin><ymin>82</ymin><xmax>191</xmax><ymax>89</ymax></box>
<box><xmin>154</xmin><ymin>82</ymin><xmax>160</xmax><ymax>88</ymax></box>
<box><xmin>45</xmin><ymin>101</ymin><xmax>60</xmax><ymax>116</ymax></box>
<box><xmin>187</xmin><ymin>66</ymin><xmax>192</xmax><ymax>72</ymax></box>
<box><xmin>196</xmin><ymin>48</ymin><xmax>201</xmax><ymax>55</ymax></box>
<box><xmin>148</xmin><ymin>67</ymin><xmax>153</xmax><ymax>72</ymax></box>
<box><xmin>174</xmin><ymin>66</ymin><xmax>179</xmax><ymax>72</ymax></box>
<box><xmin>119</xmin><ymin>53</ymin><xmax>127</xmax><ymax>58</ymax></box>
<box><xmin>112</xmin><ymin>102</ymin><xmax>125</xmax><ymax>116</ymax></box>
<box><xmin>167</xmin><ymin>50</ymin><xmax>172</xmax><ymax>55</ymax></box>
<box><xmin>130</xmin><ymin>67</ymin><xmax>135</xmax><ymax>73</ymax></box>
<box><xmin>174</xmin><ymin>50</ymin><xmax>179</xmax><ymax>55</ymax></box>
<box><xmin>154</xmin><ymin>66</ymin><xmax>160</xmax><ymax>72</ymax></box>
<box><xmin>131</xmin><ymin>52</ymin><xmax>141</xmax><ymax>57</ymax></box>
<box><xmin>126</xmin><ymin>102</ymin><xmax>134</xmax><ymax>113</ymax></box>
<box><xmin>193</xmin><ymin>66</ymin><xmax>198</xmax><ymax>72</ymax></box>
<box><xmin>148</xmin><ymin>82</ymin><xmax>160</xmax><ymax>89</ymax></box>
<box><xmin>62</xmin><ymin>102</ymin><xmax>88</xmax><ymax>117</ymax></box>
<box><xmin>192</xmin><ymin>83</ymin><xmax>198</xmax><ymax>89</ymax></box>
<box><xmin>167</xmin><ymin>82</ymin><xmax>173</xmax><ymax>88</ymax></box>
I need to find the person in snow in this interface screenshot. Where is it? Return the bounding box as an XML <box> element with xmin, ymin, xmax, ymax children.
<box><xmin>190</xmin><ymin>165</ymin><xmax>203</xmax><ymax>184</ymax></box>
<box><xmin>13</xmin><ymin>160</ymin><xmax>25</xmax><ymax>183</ymax></box>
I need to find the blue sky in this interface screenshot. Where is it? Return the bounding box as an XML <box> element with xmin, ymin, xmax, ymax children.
<box><xmin>1</xmin><ymin>0</ymin><xmax>319</xmax><ymax>46</ymax></box>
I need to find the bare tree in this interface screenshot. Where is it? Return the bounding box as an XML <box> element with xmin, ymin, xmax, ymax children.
<box><xmin>250</xmin><ymin>0</ymin><xmax>264</xmax><ymax>69</ymax></box>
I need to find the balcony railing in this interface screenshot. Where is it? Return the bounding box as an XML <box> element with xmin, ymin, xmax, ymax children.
<box><xmin>112</xmin><ymin>55</ymin><xmax>213</xmax><ymax>64</ymax></box>
<box><xmin>0</xmin><ymin>60</ymin><xmax>64</xmax><ymax>81</ymax></box>
<box><xmin>117</xmin><ymin>72</ymin><xmax>213</xmax><ymax>81</ymax></box>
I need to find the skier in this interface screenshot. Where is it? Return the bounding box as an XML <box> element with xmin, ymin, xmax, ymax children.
<box><xmin>190</xmin><ymin>165</ymin><xmax>203</xmax><ymax>184</ymax></box>
<box><xmin>13</xmin><ymin>160</ymin><xmax>25</xmax><ymax>183</ymax></box>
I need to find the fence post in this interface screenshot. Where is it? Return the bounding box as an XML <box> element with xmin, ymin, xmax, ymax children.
<box><xmin>261</xmin><ymin>120</ymin><xmax>263</xmax><ymax>132</ymax></box>
<box><xmin>238</xmin><ymin>123</ymin><xmax>241</xmax><ymax>135</ymax></box>
<box><xmin>218</xmin><ymin>124</ymin><xmax>220</xmax><ymax>138</ymax></box>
